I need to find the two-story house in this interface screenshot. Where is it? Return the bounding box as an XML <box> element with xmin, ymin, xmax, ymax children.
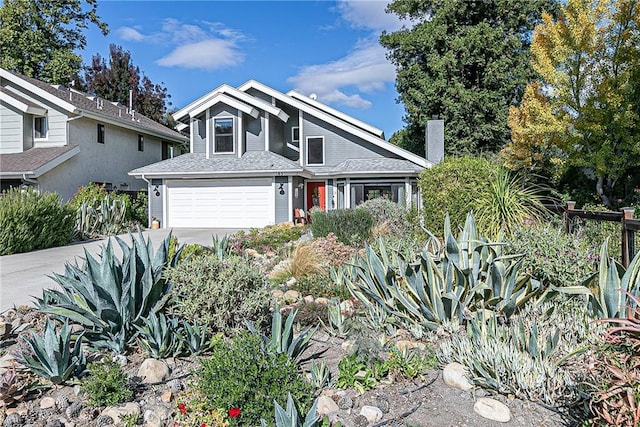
<box><xmin>129</xmin><ymin>80</ymin><xmax>434</xmax><ymax>228</ymax></box>
<box><xmin>0</xmin><ymin>69</ymin><xmax>187</xmax><ymax>201</ymax></box>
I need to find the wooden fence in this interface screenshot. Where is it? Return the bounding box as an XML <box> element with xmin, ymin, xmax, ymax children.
<box><xmin>559</xmin><ymin>201</ymin><xmax>639</xmax><ymax>268</ymax></box>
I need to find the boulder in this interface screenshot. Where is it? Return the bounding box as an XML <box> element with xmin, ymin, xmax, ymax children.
<box><xmin>360</xmin><ymin>405</ymin><xmax>383</xmax><ymax>423</ymax></box>
<box><xmin>137</xmin><ymin>359</ymin><xmax>170</xmax><ymax>384</ymax></box>
<box><xmin>316</xmin><ymin>395</ymin><xmax>339</xmax><ymax>417</ymax></box>
<box><xmin>442</xmin><ymin>362</ymin><xmax>473</xmax><ymax>391</ymax></box>
<box><xmin>473</xmin><ymin>398</ymin><xmax>511</xmax><ymax>423</ymax></box>
<box><xmin>101</xmin><ymin>402</ymin><xmax>141</xmax><ymax>426</ymax></box>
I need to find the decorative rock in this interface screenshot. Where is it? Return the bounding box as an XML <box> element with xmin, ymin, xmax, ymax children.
<box><xmin>353</xmin><ymin>414</ymin><xmax>369</xmax><ymax>427</ymax></box>
<box><xmin>78</xmin><ymin>407</ymin><xmax>98</xmax><ymax>424</ymax></box>
<box><xmin>101</xmin><ymin>402</ymin><xmax>141</xmax><ymax>425</ymax></box>
<box><xmin>283</xmin><ymin>289</ymin><xmax>300</xmax><ymax>302</ymax></box>
<box><xmin>473</xmin><ymin>398</ymin><xmax>511</xmax><ymax>423</ymax></box>
<box><xmin>40</xmin><ymin>397</ymin><xmax>56</xmax><ymax>410</ymax></box>
<box><xmin>375</xmin><ymin>397</ymin><xmax>390</xmax><ymax>414</ymax></box>
<box><xmin>316</xmin><ymin>395</ymin><xmax>340</xmax><ymax>416</ymax></box>
<box><xmin>112</xmin><ymin>354</ymin><xmax>127</xmax><ymax>367</ymax></box>
<box><xmin>339</xmin><ymin>299</ymin><xmax>354</xmax><ymax>314</ymax></box>
<box><xmin>5</xmin><ymin>407</ymin><xmax>27</xmax><ymax>416</ymax></box>
<box><xmin>146</xmin><ymin>405</ymin><xmax>172</xmax><ymax>422</ymax></box>
<box><xmin>360</xmin><ymin>405</ymin><xmax>383</xmax><ymax>423</ymax></box>
<box><xmin>314</xmin><ymin>297</ymin><xmax>329</xmax><ymax>305</ymax></box>
<box><xmin>137</xmin><ymin>359</ymin><xmax>170</xmax><ymax>384</ymax></box>
<box><xmin>395</xmin><ymin>340</ymin><xmax>426</xmax><ymax>352</ymax></box>
<box><xmin>160</xmin><ymin>391</ymin><xmax>172</xmax><ymax>403</ymax></box>
<box><xmin>143</xmin><ymin>410</ymin><xmax>162</xmax><ymax>427</ymax></box>
<box><xmin>341</xmin><ymin>340</ymin><xmax>354</xmax><ymax>354</ymax></box>
<box><xmin>167</xmin><ymin>379</ymin><xmax>182</xmax><ymax>393</ymax></box>
<box><xmin>65</xmin><ymin>401</ymin><xmax>83</xmax><ymax>419</ymax></box>
<box><xmin>245</xmin><ymin>249</ymin><xmax>259</xmax><ymax>257</ymax></box>
<box><xmin>303</xmin><ymin>295</ymin><xmax>315</xmax><ymax>304</ymax></box>
<box><xmin>95</xmin><ymin>414</ymin><xmax>114</xmax><ymax>426</ymax></box>
<box><xmin>55</xmin><ymin>395</ymin><xmax>70</xmax><ymax>412</ymax></box>
<box><xmin>3</xmin><ymin>413</ymin><xmax>23</xmax><ymax>427</ymax></box>
<box><xmin>272</xmin><ymin>289</ymin><xmax>284</xmax><ymax>299</ymax></box>
<box><xmin>44</xmin><ymin>419</ymin><xmax>64</xmax><ymax>427</ymax></box>
<box><xmin>285</xmin><ymin>277</ymin><xmax>298</xmax><ymax>287</ymax></box>
<box><xmin>442</xmin><ymin>362</ymin><xmax>473</xmax><ymax>391</ymax></box>
<box><xmin>337</xmin><ymin>395</ymin><xmax>353</xmax><ymax>410</ymax></box>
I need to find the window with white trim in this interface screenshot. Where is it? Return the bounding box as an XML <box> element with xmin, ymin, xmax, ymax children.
<box><xmin>306</xmin><ymin>136</ymin><xmax>324</xmax><ymax>165</ymax></box>
<box><xmin>34</xmin><ymin>116</ymin><xmax>47</xmax><ymax>139</ymax></box>
<box><xmin>214</xmin><ymin>117</ymin><xmax>234</xmax><ymax>153</ymax></box>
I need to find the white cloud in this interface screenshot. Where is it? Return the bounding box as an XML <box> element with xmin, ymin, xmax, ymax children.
<box><xmin>115</xmin><ymin>18</ymin><xmax>247</xmax><ymax>71</ymax></box>
<box><xmin>156</xmin><ymin>39</ymin><xmax>244</xmax><ymax>70</ymax></box>
<box><xmin>336</xmin><ymin>0</ymin><xmax>403</xmax><ymax>31</ymax></box>
<box><xmin>287</xmin><ymin>41</ymin><xmax>395</xmax><ymax>109</ymax></box>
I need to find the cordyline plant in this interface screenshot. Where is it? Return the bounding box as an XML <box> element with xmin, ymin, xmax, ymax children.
<box><xmin>590</xmin><ymin>292</ymin><xmax>640</xmax><ymax>426</ymax></box>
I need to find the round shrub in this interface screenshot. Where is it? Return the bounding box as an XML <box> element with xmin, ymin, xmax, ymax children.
<box><xmin>0</xmin><ymin>187</ymin><xmax>74</xmax><ymax>255</ymax></box>
<box><xmin>164</xmin><ymin>255</ymin><xmax>271</xmax><ymax>335</ymax></box>
<box><xmin>81</xmin><ymin>358</ymin><xmax>132</xmax><ymax>406</ymax></box>
<box><xmin>357</xmin><ymin>197</ymin><xmax>409</xmax><ymax>236</ymax></box>
<box><xmin>195</xmin><ymin>332</ymin><xmax>314</xmax><ymax>426</ymax></box>
<box><xmin>310</xmin><ymin>208</ymin><xmax>373</xmax><ymax>247</ymax></box>
<box><xmin>419</xmin><ymin>156</ymin><xmax>499</xmax><ymax>235</ymax></box>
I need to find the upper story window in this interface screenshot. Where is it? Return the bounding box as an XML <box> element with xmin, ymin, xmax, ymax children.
<box><xmin>34</xmin><ymin>116</ymin><xmax>47</xmax><ymax>139</ymax></box>
<box><xmin>291</xmin><ymin>126</ymin><xmax>299</xmax><ymax>143</ymax></box>
<box><xmin>214</xmin><ymin>117</ymin><xmax>234</xmax><ymax>153</ymax></box>
<box><xmin>138</xmin><ymin>135</ymin><xmax>144</xmax><ymax>152</ymax></box>
<box><xmin>306</xmin><ymin>136</ymin><xmax>324</xmax><ymax>165</ymax></box>
<box><xmin>97</xmin><ymin>124</ymin><xmax>105</xmax><ymax>144</ymax></box>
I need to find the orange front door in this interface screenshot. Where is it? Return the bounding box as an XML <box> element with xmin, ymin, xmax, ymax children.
<box><xmin>306</xmin><ymin>182</ymin><xmax>326</xmax><ymax>211</ymax></box>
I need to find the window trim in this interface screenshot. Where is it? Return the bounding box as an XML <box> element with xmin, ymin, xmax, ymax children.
<box><xmin>213</xmin><ymin>116</ymin><xmax>235</xmax><ymax>154</ymax></box>
<box><xmin>97</xmin><ymin>123</ymin><xmax>105</xmax><ymax>144</ymax></box>
<box><xmin>138</xmin><ymin>134</ymin><xmax>144</xmax><ymax>152</ymax></box>
<box><xmin>291</xmin><ymin>126</ymin><xmax>300</xmax><ymax>142</ymax></box>
<box><xmin>33</xmin><ymin>116</ymin><xmax>48</xmax><ymax>140</ymax></box>
<box><xmin>306</xmin><ymin>135</ymin><xmax>325</xmax><ymax>166</ymax></box>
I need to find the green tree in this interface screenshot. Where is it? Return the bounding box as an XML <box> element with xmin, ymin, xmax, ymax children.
<box><xmin>0</xmin><ymin>0</ymin><xmax>108</xmax><ymax>84</ymax></box>
<box><xmin>381</xmin><ymin>0</ymin><xmax>557</xmax><ymax>155</ymax></box>
<box><xmin>504</xmin><ymin>0</ymin><xmax>640</xmax><ymax>206</ymax></box>
<box><xmin>85</xmin><ymin>44</ymin><xmax>172</xmax><ymax>124</ymax></box>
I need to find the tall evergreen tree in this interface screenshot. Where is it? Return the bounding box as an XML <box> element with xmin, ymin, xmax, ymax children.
<box><xmin>85</xmin><ymin>44</ymin><xmax>172</xmax><ymax>124</ymax></box>
<box><xmin>0</xmin><ymin>0</ymin><xmax>108</xmax><ymax>84</ymax></box>
<box><xmin>381</xmin><ymin>0</ymin><xmax>557</xmax><ymax>155</ymax></box>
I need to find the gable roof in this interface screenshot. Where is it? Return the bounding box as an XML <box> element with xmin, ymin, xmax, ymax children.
<box><xmin>129</xmin><ymin>151</ymin><xmax>311</xmax><ymax>178</ymax></box>
<box><xmin>0</xmin><ymin>87</ymin><xmax>47</xmax><ymax>115</ymax></box>
<box><xmin>0</xmin><ymin>69</ymin><xmax>187</xmax><ymax>143</ymax></box>
<box><xmin>310</xmin><ymin>158</ymin><xmax>424</xmax><ymax>177</ymax></box>
<box><xmin>173</xmin><ymin>83</ymin><xmax>289</xmax><ymax>123</ymax></box>
<box><xmin>189</xmin><ymin>93</ymin><xmax>259</xmax><ymax>119</ymax></box>
<box><xmin>0</xmin><ymin>145</ymin><xmax>80</xmax><ymax>178</ymax></box>
<box><xmin>237</xmin><ymin>80</ymin><xmax>428</xmax><ymax>168</ymax></box>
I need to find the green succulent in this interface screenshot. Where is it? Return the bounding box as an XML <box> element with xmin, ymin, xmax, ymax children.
<box><xmin>261</xmin><ymin>394</ymin><xmax>320</xmax><ymax>427</ymax></box>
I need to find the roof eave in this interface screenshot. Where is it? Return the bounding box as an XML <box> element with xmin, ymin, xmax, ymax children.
<box><xmin>130</xmin><ymin>169</ymin><xmax>313</xmax><ymax>179</ymax></box>
<box><xmin>81</xmin><ymin>112</ymin><xmax>187</xmax><ymax>143</ymax></box>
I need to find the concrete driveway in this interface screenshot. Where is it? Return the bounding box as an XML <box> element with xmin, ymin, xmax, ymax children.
<box><xmin>0</xmin><ymin>228</ymin><xmax>240</xmax><ymax>312</ymax></box>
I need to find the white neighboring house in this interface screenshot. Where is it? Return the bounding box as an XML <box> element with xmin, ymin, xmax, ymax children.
<box><xmin>130</xmin><ymin>80</ymin><xmax>441</xmax><ymax>229</ymax></box>
<box><xmin>0</xmin><ymin>68</ymin><xmax>187</xmax><ymax>202</ymax></box>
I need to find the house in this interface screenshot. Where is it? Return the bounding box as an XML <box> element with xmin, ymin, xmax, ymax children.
<box><xmin>0</xmin><ymin>68</ymin><xmax>188</xmax><ymax>201</ymax></box>
<box><xmin>129</xmin><ymin>80</ymin><xmax>437</xmax><ymax>228</ymax></box>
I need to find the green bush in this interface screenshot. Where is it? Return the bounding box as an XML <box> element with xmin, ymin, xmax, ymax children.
<box><xmin>574</xmin><ymin>203</ymin><xmax>623</xmax><ymax>262</ymax></box>
<box><xmin>167</xmin><ymin>236</ymin><xmax>210</xmax><ymax>262</ymax></box>
<box><xmin>69</xmin><ymin>183</ymin><xmax>128</xmax><ymax>212</ymax></box>
<box><xmin>165</xmin><ymin>255</ymin><xmax>271</xmax><ymax>335</ymax></box>
<box><xmin>232</xmin><ymin>223</ymin><xmax>306</xmax><ymax>254</ymax></box>
<box><xmin>289</xmin><ymin>274</ymin><xmax>351</xmax><ymax>301</ymax></box>
<box><xmin>195</xmin><ymin>332</ymin><xmax>314</xmax><ymax>427</ymax></box>
<box><xmin>419</xmin><ymin>156</ymin><xmax>499</xmax><ymax>235</ymax></box>
<box><xmin>508</xmin><ymin>222</ymin><xmax>598</xmax><ymax>288</ymax></box>
<box><xmin>81</xmin><ymin>359</ymin><xmax>132</xmax><ymax>406</ymax></box>
<box><xmin>310</xmin><ymin>208</ymin><xmax>373</xmax><ymax>247</ymax></box>
<box><xmin>357</xmin><ymin>198</ymin><xmax>409</xmax><ymax>236</ymax></box>
<box><xmin>126</xmin><ymin>190</ymin><xmax>148</xmax><ymax>225</ymax></box>
<box><xmin>0</xmin><ymin>187</ymin><xmax>74</xmax><ymax>255</ymax></box>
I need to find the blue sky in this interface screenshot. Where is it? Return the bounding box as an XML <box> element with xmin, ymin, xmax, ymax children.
<box><xmin>83</xmin><ymin>0</ymin><xmax>409</xmax><ymax>138</ymax></box>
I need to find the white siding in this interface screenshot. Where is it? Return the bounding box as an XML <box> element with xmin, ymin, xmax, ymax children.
<box><xmin>0</xmin><ymin>102</ymin><xmax>23</xmax><ymax>154</ymax></box>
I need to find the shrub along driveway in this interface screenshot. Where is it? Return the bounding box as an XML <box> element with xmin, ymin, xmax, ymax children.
<box><xmin>0</xmin><ymin>228</ymin><xmax>239</xmax><ymax>312</ymax></box>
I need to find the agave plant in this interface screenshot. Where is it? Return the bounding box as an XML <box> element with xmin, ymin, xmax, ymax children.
<box><xmin>344</xmin><ymin>213</ymin><xmax>540</xmax><ymax>333</ymax></box>
<box><xmin>36</xmin><ymin>231</ymin><xmax>178</xmax><ymax>354</ymax></box>
<box><xmin>246</xmin><ymin>303</ymin><xmax>317</xmax><ymax>362</ymax></box>
<box><xmin>261</xmin><ymin>394</ymin><xmax>319</xmax><ymax>427</ymax></box>
<box><xmin>17</xmin><ymin>318</ymin><xmax>86</xmax><ymax>385</ymax></box>
<box><xmin>75</xmin><ymin>195</ymin><xmax>127</xmax><ymax>239</ymax></box>
<box><xmin>179</xmin><ymin>319</ymin><xmax>211</xmax><ymax>356</ymax></box>
<box><xmin>134</xmin><ymin>312</ymin><xmax>183</xmax><ymax>358</ymax></box>
<box><xmin>551</xmin><ymin>238</ymin><xmax>640</xmax><ymax>318</ymax></box>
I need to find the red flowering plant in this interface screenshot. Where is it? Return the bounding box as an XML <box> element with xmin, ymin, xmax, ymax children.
<box><xmin>172</xmin><ymin>388</ymin><xmax>229</xmax><ymax>427</ymax></box>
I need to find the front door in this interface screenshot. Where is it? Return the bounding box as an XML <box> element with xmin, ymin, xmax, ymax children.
<box><xmin>306</xmin><ymin>181</ymin><xmax>326</xmax><ymax>211</ymax></box>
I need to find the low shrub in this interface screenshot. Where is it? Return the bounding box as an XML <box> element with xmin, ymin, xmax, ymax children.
<box><xmin>81</xmin><ymin>358</ymin><xmax>132</xmax><ymax>406</ymax></box>
<box><xmin>167</xmin><ymin>236</ymin><xmax>210</xmax><ymax>262</ymax></box>
<box><xmin>195</xmin><ymin>332</ymin><xmax>314</xmax><ymax>427</ymax></box>
<box><xmin>231</xmin><ymin>223</ymin><xmax>306</xmax><ymax>254</ymax></box>
<box><xmin>574</xmin><ymin>203</ymin><xmax>622</xmax><ymax>262</ymax></box>
<box><xmin>357</xmin><ymin>198</ymin><xmax>410</xmax><ymax>237</ymax></box>
<box><xmin>310</xmin><ymin>208</ymin><xmax>373</xmax><ymax>247</ymax></box>
<box><xmin>289</xmin><ymin>274</ymin><xmax>351</xmax><ymax>301</ymax></box>
<box><xmin>125</xmin><ymin>190</ymin><xmax>148</xmax><ymax>225</ymax></box>
<box><xmin>0</xmin><ymin>187</ymin><xmax>74</xmax><ymax>255</ymax></box>
<box><xmin>165</xmin><ymin>255</ymin><xmax>271</xmax><ymax>335</ymax></box>
<box><xmin>287</xmin><ymin>301</ymin><xmax>329</xmax><ymax>327</ymax></box>
<box><xmin>309</xmin><ymin>233</ymin><xmax>359</xmax><ymax>267</ymax></box>
<box><xmin>419</xmin><ymin>156</ymin><xmax>499</xmax><ymax>235</ymax></box>
<box><xmin>508</xmin><ymin>222</ymin><xmax>598</xmax><ymax>288</ymax></box>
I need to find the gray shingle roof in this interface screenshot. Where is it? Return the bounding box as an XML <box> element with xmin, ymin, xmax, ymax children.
<box><xmin>129</xmin><ymin>151</ymin><xmax>309</xmax><ymax>176</ymax></box>
<box><xmin>0</xmin><ymin>87</ymin><xmax>45</xmax><ymax>110</ymax></box>
<box><xmin>0</xmin><ymin>145</ymin><xmax>78</xmax><ymax>176</ymax></box>
<box><xmin>310</xmin><ymin>158</ymin><xmax>423</xmax><ymax>176</ymax></box>
<box><xmin>7</xmin><ymin>71</ymin><xmax>186</xmax><ymax>142</ymax></box>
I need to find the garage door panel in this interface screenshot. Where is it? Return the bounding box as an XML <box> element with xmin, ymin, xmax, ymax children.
<box><xmin>166</xmin><ymin>179</ymin><xmax>273</xmax><ymax>228</ymax></box>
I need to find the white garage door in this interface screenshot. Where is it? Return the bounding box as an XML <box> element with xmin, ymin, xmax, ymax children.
<box><xmin>166</xmin><ymin>178</ymin><xmax>274</xmax><ymax>228</ymax></box>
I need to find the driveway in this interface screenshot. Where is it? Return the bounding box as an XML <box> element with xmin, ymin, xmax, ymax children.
<box><xmin>0</xmin><ymin>228</ymin><xmax>240</xmax><ymax>312</ymax></box>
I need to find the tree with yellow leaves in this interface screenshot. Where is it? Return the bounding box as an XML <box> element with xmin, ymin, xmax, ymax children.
<box><xmin>503</xmin><ymin>0</ymin><xmax>640</xmax><ymax>205</ymax></box>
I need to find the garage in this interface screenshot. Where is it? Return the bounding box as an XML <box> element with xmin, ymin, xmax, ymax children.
<box><xmin>165</xmin><ymin>178</ymin><xmax>274</xmax><ymax>228</ymax></box>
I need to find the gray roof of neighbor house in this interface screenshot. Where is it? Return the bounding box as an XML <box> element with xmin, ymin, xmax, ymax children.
<box><xmin>1</xmin><ymin>70</ymin><xmax>187</xmax><ymax>143</ymax></box>
<box><xmin>310</xmin><ymin>158</ymin><xmax>424</xmax><ymax>177</ymax></box>
<box><xmin>129</xmin><ymin>151</ymin><xmax>311</xmax><ymax>177</ymax></box>
<box><xmin>0</xmin><ymin>145</ymin><xmax>80</xmax><ymax>178</ymax></box>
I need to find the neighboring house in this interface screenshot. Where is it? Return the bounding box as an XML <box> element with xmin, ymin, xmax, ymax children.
<box><xmin>0</xmin><ymin>69</ymin><xmax>187</xmax><ymax>201</ymax></box>
<box><xmin>129</xmin><ymin>80</ymin><xmax>439</xmax><ymax>228</ymax></box>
